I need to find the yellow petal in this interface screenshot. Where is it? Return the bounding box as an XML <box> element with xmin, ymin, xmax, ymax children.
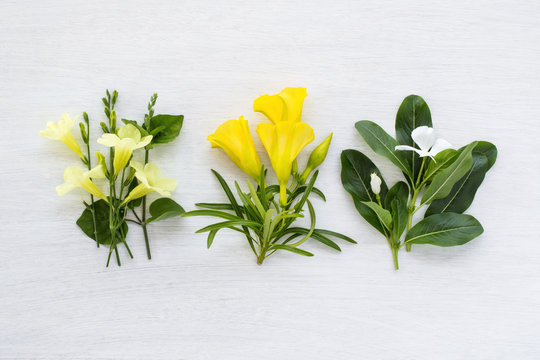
<box><xmin>60</xmin><ymin>132</ymin><xmax>84</xmax><ymax>158</ymax></box>
<box><xmin>256</xmin><ymin>121</ymin><xmax>314</xmax><ymax>185</ymax></box>
<box><xmin>253</xmin><ymin>94</ymin><xmax>285</xmax><ymax>124</ymax></box>
<box><xmin>113</xmin><ymin>139</ymin><xmax>135</xmax><ymax>175</ymax></box>
<box><xmin>118</xmin><ymin>124</ymin><xmax>141</xmax><ymax>142</ymax></box>
<box><xmin>79</xmin><ymin>178</ymin><xmax>108</xmax><ymax>201</ymax></box>
<box><xmin>85</xmin><ymin>165</ymin><xmax>106</xmax><ymax>179</ymax></box>
<box><xmin>122</xmin><ymin>182</ymin><xmax>153</xmax><ymax>205</ymax></box>
<box><xmin>207</xmin><ymin>117</ymin><xmax>262</xmax><ymax>179</ymax></box>
<box><xmin>97</xmin><ymin>134</ymin><xmax>120</xmax><ymax>147</ymax></box>
<box><xmin>278</xmin><ymin>87</ymin><xmax>307</xmax><ymax>123</ymax></box>
<box><xmin>56</xmin><ymin>182</ymin><xmax>77</xmax><ymax>196</ymax></box>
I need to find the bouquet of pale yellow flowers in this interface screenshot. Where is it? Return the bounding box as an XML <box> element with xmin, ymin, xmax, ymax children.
<box><xmin>41</xmin><ymin>90</ymin><xmax>185</xmax><ymax>266</ymax></box>
<box><xmin>184</xmin><ymin>87</ymin><xmax>355</xmax><ymax>264</ymax></box>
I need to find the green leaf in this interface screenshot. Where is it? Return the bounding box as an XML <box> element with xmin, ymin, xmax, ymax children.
<box><xmin>314</xmin><ymin>229</ymin><xmax>357</xmax><ymax>244</ymax></box>
<box><xmin>340</xmin><ymin>149</ymin><xmax>388</xmax><ymax>235</ymax></box>
<box><xmin>471</xmin><ymin>141</ymin><xmax>497</xmax><ymax>170</ymax></box>
<box><xmin>355</xmin><ymin>121</ymin><xmax>411</xmax><ymax>177</ymax></box>
<box><xmin>146</xmin><ymin>198</ymin><xmax>185</xmax><ymax>223</ymax></box>
<box><xmin>421</xmin><ymin>142</ymin><xmax>477</xmax><ymax>205</ymax></box>
<box><xmin>391</xmin><ymin>198</ymin><xmax>407</xmax><ymax>244</ymax></box>
<box><xmin>425</xmin><ymin>153</ymin><xmax>489</xmax><ymax>216</ymax></box>
<box><xmin>405</xmin><ymin>213</ymin><xmax>483</xmax><ymax>246</ymax></box>
<box><xmin>423</xmin><ymin>149</ymin><xmax>459</xmax><ymax>184</ymax></box>
<box><xmin>76</xmin><ymin>200</ymin><xmax>128</xmax><ymax>244</ymax></box>
<box><xmin>361</xmin><ymin>201</ymin><xmax>392</xmax><ymax>230</ymax></box>
<box><xmin>195</xmin><ymin>203</ymin><xmax>236</xmax><ymax>211</ymax></box>
<box><xmin>182</xmin><ymin>209</ymin><xmax>241</xmax><ymax>221</ymax></box>
<box><xmin>207</xmin><ymin>230</ymin><xmax>217</xmax><ymax>249</ymax></box>
<box><xmin>195</xmin><ymin>220</ymin><xmax>262</xmax><ymax>233</ymax></box>
<box><xmin>121</xmin><ymin>119</ymin><xmax>150</xmax><ymax>137</ymax></box>
<box><xmin>384</xmin><ymin>181</ymin><xmax>409</xmax><ymax>210</ymax></box>
<box><xmin>270</xmin><ymin>244</ymin><xmax>314</xmax><ymax>257</ymax></box>
<box><xmin>148</xmin><ymin>114</ymin><xmax>184</xmax><ymax>145</ymax></box>
<box><xmin>395</xmin><ymin>95</ymin><xmax>433</xmax><ymax>181</ymax></box>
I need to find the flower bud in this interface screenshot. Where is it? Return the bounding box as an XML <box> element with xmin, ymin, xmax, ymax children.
<box><xmin>370</xmin><ymin>172</ymin><xmax>382</xmax><ymax>195</ymax></box>
<box><xmin>79</xmin><ymin>122</ymin><xmax>88</xmax><ymax>144</ymax></box>
<box><xmin>299</xmin><ymin>133</ymin><xmax>333</xmax><ymax>184</ymax></box>
<box><xmin>100</xmin><ymin>122</ymin><xmax>109</xmax><ymax>133</ymax></box>
<box><xmin>96</xmin><ymin>152</ymin><xmax>109</xmax><ymax>178</ymax></box>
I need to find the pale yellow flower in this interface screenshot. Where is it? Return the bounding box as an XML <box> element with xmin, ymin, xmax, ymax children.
<box><xmin>122</xmin><ymin>161</ymin><xmax>177</xmax><ymax>205</ymax></box>
<box><xmin>40</xmin><ymin>113</ymin><xmax>84</xmax><ymax>159</ymax></box>
<box><xmin>97</xmin><ymin>124</ymin><xmax>152</xmax><ymax>175</ymax></box>
<box><xmin>56</xmin><ymin>165</ymin><xmax>107</xmax><ymax>201</ymax></box>
<box><xmin>207</xmin><ymin>116</ymin><xmax>262</xmax><ymax>180</ymax></box>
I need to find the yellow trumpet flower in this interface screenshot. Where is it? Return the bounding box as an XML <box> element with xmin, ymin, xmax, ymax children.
<box><xmin>97</xmin><ymin>124</ymin><xmax>152</xmax><ymax>175</ymax></box>
<box><xmin>40</xmin><ymin>113</ymin><xmax>85</xmax><ymax>159</ymax></box>
<box><xmin>207</xmin><ymin>116</ymin><xmax>262</xmax><ymax>180</ymax></box>
<box><xmin>256</xmin><ymin>121</ymin><xmax>315</xmax><ymax>205</ymax></box>
<box><xmin>56</xmin><ymin>165</ymin><xmax>108</xmax><ymax>201</ymax></box>
<box><xmin>122</xmin><ymin>161</ymin><xmax>177</xmax><ymax>205</ymax></box>
<box><xmin>253</xmin><ymin>87</ymin><xmax>307</xmax><ymax>124</ymax></box>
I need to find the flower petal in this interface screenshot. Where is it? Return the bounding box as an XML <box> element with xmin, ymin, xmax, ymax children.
<box><xmin>253</xmin><ymin>94</ymin><xmax>285</xmax><ymax>124</ymax></box>
<box><xmin>411</xmin><ymin>126</ymin><xmax>436</xmax><ymax>152</ymax></box>
<box><xmin>85</xmin><ymin>165</ymin><xmax>106</xmax><ymax>179</ymax></box>
<box><xmin>430</xmin><ymin>139</ymin><xmax>453</xmax><ymax>156</ymax></box>
<box><xmin>278</xmin><ymin>87</ymin><xmax>307</xmax><ymax>123</ymax></box>
<box><xmin>97</xmin><ymin>134</ymin><xmax>120</xmax><ymax>147</ymax></box>
<box><xmin>56</xmin><ymin>182</ymin><xmax>77</xmax><ymax>196</ymax></box>
<box><xmin>118</xmin><ymin>124</ymin><xmax>141</xmax><ymax>142</ymax></box>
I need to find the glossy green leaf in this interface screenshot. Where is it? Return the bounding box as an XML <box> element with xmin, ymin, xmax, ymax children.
<box><xmin>148</xmin><ymin>114</ymin><xmax>184</xmax><ymax>145</ymax></box>
<box><xmin>391</xmin><ymin>198</ymin><xmax>408</xmax><ymax>243</ymax></box>
<box><xmin>421</xmin><ymin>142</ymin><xmax>477</xmax><ymax>205</ymax></box>
<box><xmin>355</xmin><ymin>121</ymin><xmax>411</xmax><ymax>177</ymax></box>
<box><xmin>425</xmin><ymin>153</ymin><xmax>489</xmax><ymax>216</ymax></box>
<box><xmin>146</xmin><ymin>198</ymin><xmax>185</xmax><ymax>223</ymax></box>
<box><xmin>207</xmin><ymin>229</ymin><xmax>217</xmax><ymax>249</ymax></box>
<box><xmin>361</xmin><ymin>201</ymin><xmax>392</xmax><ymax>230</ymax></box>
<box><xmin>314</xmin><ymin>229</ymin><xmax>357</xmax><ymax>244</ymax></box>
<box><xmin>469</xmin><ymin>141</ymin><xmax>497</xmax><ymax>170</ymax></box>
<box><xmin>183</xmin><ymin>209</ymin><xmax>241</xmax><ymax>221</ymax></box>
<box><xmin>405</xmin><ymin>213</ymin><xmax>483</xmax><ymax>246</ymax></box>
<box><xmin>423</xmin><ymin>149</ymin><xmax>459</xmax><ymax>184</ymax></box>
<box><xmin>384</xmin><ymin>181</ymin><xmax>409</xmax><ymax>210</ymax></box>
<box><xmin>76</xmin><ymin>200</ymin><xmax>128</xmax><ymax>244</ymax></box>
<box><xmin>395</xmin><ymin>95</ymin><xmax>433</xmax><ymax>181</ymax></box>
<box><xmin>341</xmin><ymin>149</ymin><xmax>389</xmax><ymax>235</ymax></box>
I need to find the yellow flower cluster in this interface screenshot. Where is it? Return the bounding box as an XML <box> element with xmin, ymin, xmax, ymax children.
<box><xmin>207</xmin><ymin>87</ymin><xmax>331</xmax><ymax>205</ymax></box>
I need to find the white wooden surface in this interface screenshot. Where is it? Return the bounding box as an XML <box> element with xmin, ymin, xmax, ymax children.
<box><xmin>1</xmin><ymin>0</ymin><xmax>539</xmax><ymax>358</ymax></box>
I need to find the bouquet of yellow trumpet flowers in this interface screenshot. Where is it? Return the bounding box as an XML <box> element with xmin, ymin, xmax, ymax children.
<box><xmin>184</xmin><ymin>87</ymin><xmax>355</xmax><ymax>264</ymax></box>
<box><xmin>41</xmin><ymin>90</ymin><xmax>185</xmax><ymax>266</ymax></box>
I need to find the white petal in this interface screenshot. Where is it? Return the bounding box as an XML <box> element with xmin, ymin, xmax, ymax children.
<box><xmin>97</xmin><ymin>134</ymin><xmax>120</xmax><ymax>147</ymax></box>
<box><xmin>85</xmin><ymin>165</ymin><xmax>106</xmax><ymax>179</ymax></box>
<box><xmin>411</xmin><ymin>126</ymin><xmax>436</xmax><ymax>152</ymax></box>
<box><xmin>56</xmin><ymin>182</ymin><xmax>77</xmax><ymax>196</ymax></box>
<box><xmin>429</xmin><ymin>139</ymin><xmax>453</xmax><ymax>156</ymax></box>
<box><xmin>133</xmin><ymin>135</ymin><xmax>152</xmax><ymax>149</ymax></box>
<box><xmin>395</xmin><ymin>145</ymin><xmax>417</xmax><ymax>152</ymax></box>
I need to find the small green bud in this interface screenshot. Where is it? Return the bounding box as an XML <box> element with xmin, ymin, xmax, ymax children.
<box><xmin>110</xmin><ymin>110</ymin><xmax>117</xmax><ymax>131</ymax></box>
<box><xmin>100</xmin><ymin>121</ymin><xmax>109</xmax><ymax>133</ymax></box>
<box><xmin>111</xmin><ymin>90</ymin><xmax>118</xmax><ymax>106</ymax></box>
<box><xmin>299</xmin><ymin>133</ymin><xmax>333</xmax><ymax>184</ymax></box>
<box><xmin>124</xmin><ymin>167</ymin><xmax>136</xmax><ymax>186</ymax></box>
<box><xmin>291</xmin><ymin>159</ymin><xmax>298</xmax><ymax>176</ymax></box>
<box><xmin>83</xmin><ymin>112</ymin><xmax>89</xmax><ymax>125</ymax></box>
<box><xmin>79</xmin><ymin>122</ymin><xmax>88</xmax><ymax>144</ymax></box>
<box><xmin>96</xmin><ymin>152</ymin><xmax>109</xmax><ymax>178</ymax></box>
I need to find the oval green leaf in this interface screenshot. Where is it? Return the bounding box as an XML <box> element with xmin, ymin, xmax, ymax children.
<box><xmin>146</xmin><ymin>198</ymin><xmax>185</xmax><ymax>223</ymax></box>
<box><xmin>405</xmin><ymin>213</ymin><xmax>484</xmax><ymax>247</ymax></box>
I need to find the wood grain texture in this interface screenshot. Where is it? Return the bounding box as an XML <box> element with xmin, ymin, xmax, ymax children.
<box><xmin>1</xmin><ymin>0</ymin><xmax>539</xmax><ymax>358</ymax></box>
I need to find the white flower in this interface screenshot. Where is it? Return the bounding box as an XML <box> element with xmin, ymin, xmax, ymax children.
<box><xmin>122</xmin><ymin>161</ymin><xmax>177</xmax><ymax>205</ymax></box>
<box><xmin>370</xmin><ymin>173</ymin><xmax>381</xmax><ymax>195</ymax></box>
<box><xmin>40</xmin><ymin>113</ymin><xmax>84</xmax><ymax>159</ymax></box>
<box><xmin>56</xmin><ymin>165</ymin><xmax>107</xmax><ymax>201</ymax></box>
<box><xmin>395</xmin><ymin>126</ymin><xmax>452</xmax><ymax>160</ymax></box>
<box><xmin>97</xmin><ymin>124</ymin><xmax>152</xmax><ymax>175</ymax></box>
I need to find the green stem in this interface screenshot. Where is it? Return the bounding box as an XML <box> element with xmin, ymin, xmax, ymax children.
<box><xmin>405</xmin><ymin>187</ymin><xmax>420</xmax><ymax>252</ymax></box>
<box><xmin>83</xmin><ymin>127</ymin><xmax>99</xmax><ymax>248</ymax></box>
<box><xmin>391</xmin><ymin>245</ymin><xmax>399</xmax><ymax>270</ymax></box>
<box><xmin>141</xmin><ymin>148</ymin><xmax>151</xmax><ymax>259</ymax></box>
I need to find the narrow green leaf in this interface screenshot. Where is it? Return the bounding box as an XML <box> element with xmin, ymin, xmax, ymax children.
<box><xmin>182</xmin><ymin>209</ymin><xmax>242</xmax><ymax>221</ymax></box>
<box><xmin>195</xmin><ymin>203</ymin><xmax>236</xmax><ymax>211</ymax></box>
<box><xmin>423</xmin><ymin>149</ymin><xmax>459</xmax><ymax>184</ymax></box>
<box><xmin>270</xmin><ymin>244</ymin><xmax>314</xmax><ymax>257</ymax></box>
<box><xmin>355</xmin><ymin>120</ymin><xmax>411</xmax><ymax>177</ymax></box>
<box><xmin>195</xmin><ymin>220</ymin><xmax>262</xmax><ymax>233</ymax></box>
<box><xmin>391</xmin><ymin>198</ymin><xmax>407</xmax><ymax>243</ymax></box>
<box><xmin>421</xmin><ymin>142</ymin><xmax>477</xmax><ymax>205</ymax></box>
<box><xmin>313</xmin><ymin>229</ymin><xmax>357</xmax><ymax>244</ymax></box>
<box><xmin>405</xmin><ymin>213</ymin><xmax>483</xmax><ymax>247</ymax></box>
<box><xmin>207</xmin><ymin>230</ymin><xmax>217</xmax><ymax>248</ymax></box>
